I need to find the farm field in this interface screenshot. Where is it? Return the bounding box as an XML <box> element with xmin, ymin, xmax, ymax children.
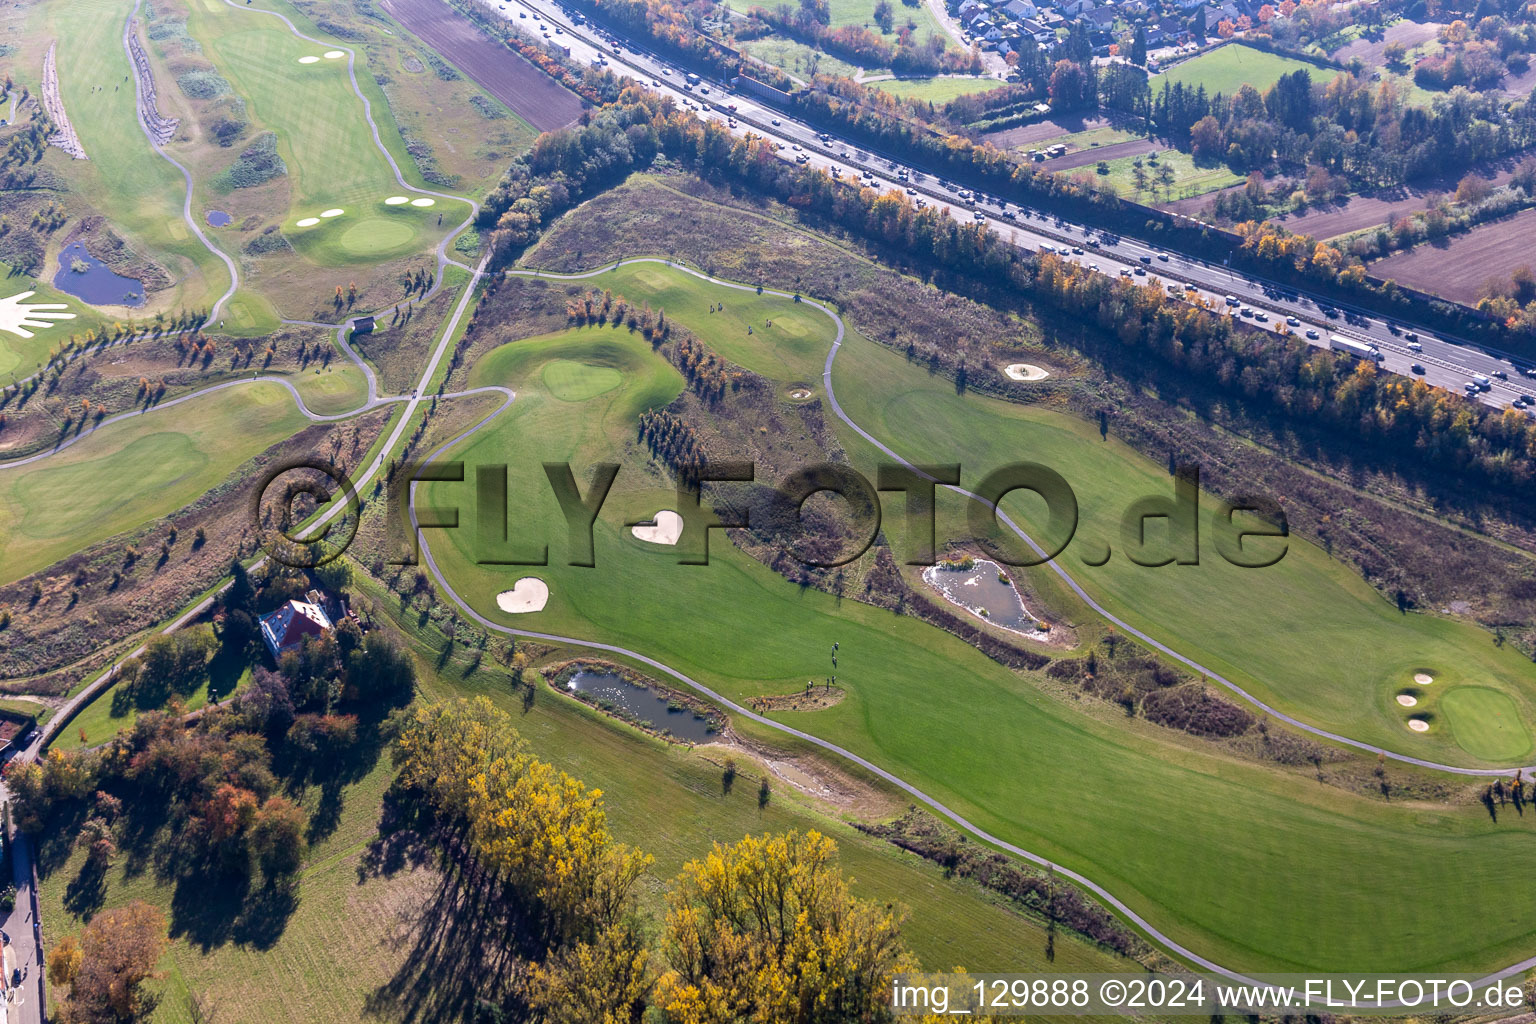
<box><xmin>1368</xmin><ymin>207</ymin><xmax>1536</xmax><ymax>304</ymax></box>
<box><xmin>873</xmin><ymin>75</ymin><xmax>1009</xmax><ymax>103</ymax></box>
<box><xmin>1158</xmin><ymin>43</ymin><xmax>1328</xmax><ymax>97</ymax></box>
<box><xmin>417</xmin><ymin>261</ymin><xmax>1536</xmax><ymax>974</ymax></box>
<box><xmin>379</xmin><ymin>0</ymin><xmax>585</xmax><ymax>132</ymax></box>
<box><xmin>0</xmin><ymin>382</ymin><xmax>308</xmax><ymax>585</ymax></box>
<box><xmin>1275</xmin><ymin>157</ymin><xmax>1526</xmax><ymax>239</ymax></box>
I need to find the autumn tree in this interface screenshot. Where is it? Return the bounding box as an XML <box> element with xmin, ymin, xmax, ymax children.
<box><xmin>52</xmin><ymin>901</ymin><xmax>169</xmax><ymax>1024</ymax></box>
<box><xmin>655</xmin><ymin>830</ymin><xmax>914</xmax><ymax>1023</ymax></box>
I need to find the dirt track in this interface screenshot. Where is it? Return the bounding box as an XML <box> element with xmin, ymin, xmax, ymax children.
<box><xmin>1369</xmin><ymin>207</ymin><xmax>1536</xmax><ymax>304</ymax></box>
<box><xmin>380</xmin><ymin>0</ymin><xmax>583</xmax><ymax>132</ymax></box>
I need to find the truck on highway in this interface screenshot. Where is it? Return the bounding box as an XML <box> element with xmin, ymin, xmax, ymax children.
<box><xmin>1329</xmin><ymin>335</ymin><xmax>1383</xmax><ymax>362</ymax></box>
<box><xmin>1471</xmin><ymin>373</ymin><xmax>1491</xmax><ymax>390</ymax></box>
<box><xmin>684</xmin><ymin>71</ymin><xmax>701</xmax><ymax>88</ymax></box>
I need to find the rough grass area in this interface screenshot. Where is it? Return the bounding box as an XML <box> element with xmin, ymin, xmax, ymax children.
<box><xmin>872</xmin><ymin>75</ymin><xmax>1008</xmax><ymax>103</ymax></box>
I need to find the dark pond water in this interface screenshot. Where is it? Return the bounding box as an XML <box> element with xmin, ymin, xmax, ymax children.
<box><xmin>922</xmin><ymin>558</ymin><xmax>1036</xmax><ymax>633</ymax></box>
<box><xmin>567</xmin><ymin>670</ymin><xmax>717</xmax><ymax>742</ymax></box>
<box><xmin>206</xmin><ymin>210</ymin><xmax>233</xmax><ymax>226</ymax></box>
<box><xmin>52</xmin><ymin>242</ymin><xmax>145</xmax><ymax>307</ymax></box>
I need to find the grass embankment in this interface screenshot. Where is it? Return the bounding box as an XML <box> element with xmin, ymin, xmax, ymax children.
<box><xmin>0</xmin><ymin>382</ymin><xmax>307</xmax><ymax>584</ymax></box>
<box><xmin>38</xmin><ymin>0</ymin><xmax>235</xmax><ymax>319</ymax></box>
<box><xmin>418</xmin><ymin>262</ymin><xmax>1536</xmax><ymax>973</ymax></box>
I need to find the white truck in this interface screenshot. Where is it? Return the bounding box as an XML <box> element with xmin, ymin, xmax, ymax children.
<box><xmin>1329</xmin><ymin>335</ymin><xmax>1383</xmax><ymax>362</ymax></box>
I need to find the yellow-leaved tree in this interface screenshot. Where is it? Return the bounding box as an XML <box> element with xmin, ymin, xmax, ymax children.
<box><xmin>655</xmin><ymin>829</ymin><xmax>915</xmax><ymax>1024</ymax></box>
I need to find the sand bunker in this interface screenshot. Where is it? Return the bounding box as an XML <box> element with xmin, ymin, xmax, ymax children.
<box><xmin>324</xmin><ymin>50</ymin><xmax>345</xmax><ymax>58</ymax></box>
<box><xmin>1396</xmin><ymin>694</ymin><xmax>1418</xmax><ymax>707</ymax></box>
<box><xmin>1414</xmin><ymin>673</ymin><xmax>1434</xmax><ymax>685</ymax></box>
<box><xmin>410</xmin><ymin>197</ymin><xmax>435</xmax><ymax>207</ymax></box>
<box><xmin>295</xmin><ymin>217</ymin><xmax>320</xmax><ymax>227</ymax></box>
<box><xmin>788</xmin><ymin>388</ymin><xmax>813</xmax><ymax>399</ymax></box>
<box><xmin>631</xmin><ymin>510</ymin><xmax>684</xmax><ymax>546</ymax></box>
<box><xmin>1003</xmin><ymin>363</ymin><xmax>1049</xmax><ymax>382</ymax></box>
<box><xmin>385</xmin><ymin>196</ymin><xmax>410</xmax><ymax>205</ymax></box>
<box><xmin>320</xmin><ymin>208</ymin><xmax>344</xmax><ymax>218</ymax></box>
<box><xmin>298</xmin><ymin>55</ymin><xmax>320</xmax><ymax>63</ymax></box>
<box><xmin>1408</xmin><ymin>718</ymin><xmax>1429</xmax><ymax>732</ymax></box>
<box><xmin>496</xmin><ymin>578</ymin><xmax>549</xmax><ymax>613</ymax></box>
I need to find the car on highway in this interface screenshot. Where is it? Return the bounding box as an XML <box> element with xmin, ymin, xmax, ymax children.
<box><xmin>1465</xmin><ymin>382</ymin><xmax>1480</xmax><ymax>393</ymax></box>
<box><xmin>1071</xmin><ymin>246</ymin><xmax>1083</xmax><ymax>255</ymax></box>
<box><xmin>1404</xmin><ymin>331</ymin><xmax>1419</xmax><ymax>342</ymax></box>
<box><xmin>1225</xmin><ymin>295</ymin><xmax>1239</xmax><ymax>306</ymax></box>
<box><xmin>1411</xmin><ymin>363</ymin><xmax>1426</xmax><ymax>374</ymax></box>
<box><xmin>771</xmin><ymin>117</ymin><xmax>780</xmax><ymax>125</ymax></box>
<box><xmin>1526</xmin><ymin>368</ymin><xmax>1536</xmax><ymax>378</ymax></box>
<box><xmin>1157</xmin><ymin>253</ymin><xmax>1169</xmax><ymax>262</ymax></box>
<box><xmin>1138</xmin><ymin>255</ymin><xmax>1152</xmax><ymax>264</ymax></box>
<box><xmin>1255</xmin><ymin>312</ymin><xmax>1269</xmax><ymax>322</ymax></box>
<box><xmin>1240</xmin><ymin>307</ymin><xmax>1254</xmax><ymax>317</ymax></box>
<box><xmin>906</xmin><ymin>187</ymin><xmax>918</xmax><ymax>195</ymax></box>
<box><xmin>1286</xmin><ymin>316</ymin><xmax>1300</xmax><ymax>327</ymax></box>
<box><xmin>1493</xmin><ymin>369</ymin><xmax>1508</xmax><ymax>379</ymax></box>
<box><xmin>973</xmin><ymin>211</ymin><xmax>986</xmax><ymax>221</ymax></box>
<box><xmin>1134</xmin><ymin>266</ymin><xmax>1146</xmax><ymax>275</ymax></box>
<box><xmin>1305</xmin><ymin>329</ymin><xmax>1320</xmax><ymax>340</ymax></box>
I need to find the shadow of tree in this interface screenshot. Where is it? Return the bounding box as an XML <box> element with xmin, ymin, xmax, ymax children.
<box><xmin>62</xmin><ymin>857</ymin><xmax>107</xmax><ymax>921</ymax></box>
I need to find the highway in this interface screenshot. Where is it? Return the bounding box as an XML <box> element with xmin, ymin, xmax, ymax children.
<box><xmin>474</xmin><ymin>0</ymin><xmax>1536</xmax><ymax>409</ymax></box>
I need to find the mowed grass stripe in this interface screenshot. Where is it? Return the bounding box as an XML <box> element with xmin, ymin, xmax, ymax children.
<box><xmin>0</xmin><ymin>383</ymin><xmax>307</xmax><ymax>584</ymax></box>
<box><xmin>418</xmin><ymin>264</ymin><xmax>1536</xmax><ymax>972</ymax></box>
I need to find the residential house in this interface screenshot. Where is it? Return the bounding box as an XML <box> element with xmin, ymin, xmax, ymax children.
<box><xmin>259</xmin><ymin>591</ymin><xmax>334</xmax><ymax>659</ymax></box>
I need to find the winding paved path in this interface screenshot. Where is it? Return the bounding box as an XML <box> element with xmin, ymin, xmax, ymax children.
<box><xmin>401</xmin><ymin>257</ymin><xmax>1536</xmax><ymax>992</ymax></box>
<box><xmin>124</xmin><ymin>0</ymin><xmax>240</xmax><ymax>322</ymax></box>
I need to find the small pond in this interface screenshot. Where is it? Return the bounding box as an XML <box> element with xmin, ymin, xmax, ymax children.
<box><xmin>567</xmin><ymin>670</ymin><xmax>718</xmax><ymax>742</ymax></box>
<box><xmin>922</xmin><ymin>557</ymin><xmax>1040</xmax><ymax>635</ymax></box>
<box><xmin>52</xmin><ymin>242</ymin><xmax>145</xmax><ymax>307</ymax></box>
<box><xmin>206</xmin><ymin>210</ymin><xmax>233</xmax><ymax>226</ymax></box>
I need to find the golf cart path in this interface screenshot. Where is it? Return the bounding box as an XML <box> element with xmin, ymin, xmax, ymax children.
<box><xmin>124</xmin><ymin>0</ymin><xmax>240</xmax><ymax>323</ymax></box>
<box><xmin>399</xmin><ymin>274</ymin><xmax>1536</xmax><ymax>1000</ymax></box>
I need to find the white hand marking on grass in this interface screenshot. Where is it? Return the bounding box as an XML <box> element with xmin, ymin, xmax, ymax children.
<box><xmin>0</xmin><ymin>291</ymin><xmax>76</xmax><ymax>339</ymax></box>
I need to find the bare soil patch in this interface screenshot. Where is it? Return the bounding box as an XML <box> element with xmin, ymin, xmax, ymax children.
<box><xmin>379</xmin><ymin>0</ymin><xmax>583</xmax><ymax>132</ymax></box>
<box><xmin>1368</xmin><ymin>207</ymin><xmax>1536</xmax><ymax>304</ymax></box>
<box><xmin>982</xmin><ymin>113</ymin><xmax>1112</xmax><ymax>148</ymax></box>
<box><xmin>750</xmin><ymin>685</ymin><xmax>847</xmax><ymax>712</ymax></box>
<box><xmin>1275</xmin><ymin>155</ymin><xmax>1528</xmax><ymax>239</ymax></box>
<box><xmin>1331</xmin><ymin>20</ymin><xmax>1440</xmax><ymax>68</ymax></box>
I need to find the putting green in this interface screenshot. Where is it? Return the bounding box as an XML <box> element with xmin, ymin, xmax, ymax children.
<box><xmin>542</xmin><ymin>359</ymin><xmax>623</xmax><ymax>401</ymax></box>
<box><xmin>338</xmin><ymin>218</ymin><xmax>416</xmax><ymax>256</ymax></box>
<box><xmin>1440</xmin><ymin>687</ymin><xmax>1533</xmax><ymax>761</ymax></box>
<box><xmin>0</xmin><ymin>383</ymin><xmax>307</xmax><ymax>584</ymax></box>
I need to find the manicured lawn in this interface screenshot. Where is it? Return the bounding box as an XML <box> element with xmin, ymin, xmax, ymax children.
<box><xmin>417</xmin><ymin>263</ymin><xmax>1536</xmax><ymax>973</ymax></box>
<box><xmin>1159</xmin><ymin>43</ymin><xmax>1325</xmax><ymax>97</ymax></box>
<box><xmin>58</xmin><ymin>663</ymin><xmax>251</xmax><ymax>752</ymax></box>
<box><xmin>182</xmin><ymin>3</ymin><xmax>458</xmax><ymax>263</ymax></box>
<box><xmin>0</xmin><ymin>261</ymin><xmax>113</xmax><ymax>382</ymax></box>
<box><xmin>0</xmin><ymin>382</ymin><xmax>308</xmax><ymax>584</ymax></box>
<box><xmin>1439</xmin><ymin>687</ymin><xmax>1532</xmax><ymax>761</ymax></box>
<box><xmin>874</xmin><ymin>76</ymin><xmax>1010</xmax><ymax>104</ymax></box>
<box><xmin>541</xmin><ymin>357</ymin><xmax>623</xmax><ymax>401</ymax></box>
<box><xmin>37</xmin><ymin>0</ymin><xmax>239</xmax><ymax>319</ymax></box>
<box><xmin>1095</xmin><ymin>148</ymin><xmax>1244</xmax><ymax>201</ymax></box>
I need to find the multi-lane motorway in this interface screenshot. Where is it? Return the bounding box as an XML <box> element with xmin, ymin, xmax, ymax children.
<box><xmin>477</xmin><ymin>0</ymin><xmax>1536</xmax><ymax>409</ymax></box>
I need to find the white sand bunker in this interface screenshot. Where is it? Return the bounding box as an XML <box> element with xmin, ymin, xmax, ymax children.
<box><xmin>1408</xmin><ymin>718</ymin><xmax>1430</xmax><ymax>732</ymax></box>
<box><xmin>410</xmin><ymin>197</ymin><xmax>435</xmax><ymax>207</ymax></box>
<box><xmin>324</xmin><ymin>50</ymin><xmax>345</xmax><ymax>58</ymax></box>
<box><xmin>632</xmin><ymin>510</ymin><xmax>684</xmax><ymax>546</ymax></box>
<box><xmin>1396</xmin><ymin>694</ymin><xmax>1418</xmax><ymax>707</ymax></box>
<box><xmin>298</xmin><ymin>55</ymin><xmax>320</xmax><ymax>64</ymax></box>
<box><xmin>1414</xmin><ymin>673</ymin><xmax>1434</xmax><ymax>685</ymax></box>
<box><xmin>320</xmin><ymin>208</ymin><xmax>344</xmax><ymax>218</ymax></box>
<box><xmin>788</xmin><ymin>388</ymin><xmax>813</xmax><ymax>399</ymax></box>
<box><xmin>295</xmin><ymin>217</ymin><xmax>320</xmax><ymax>227</ymax></box>
<box><xmin>496</xmin><ymin>577</ymin><xmax>549</xmax><ymax>613</ymax></box>
<box><xmin>385</xmin><ymin>196</ymin><xmax>410</xmax><ymax>205</ymax></box>
<box><xmin>1003</xmin><ymin>363</ymin><xmax>1050</xmax><ymax>382</ymax></box>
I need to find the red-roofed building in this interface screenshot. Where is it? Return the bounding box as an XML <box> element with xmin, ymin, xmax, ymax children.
<box><xmin>259</xmin><ymin>596</ymin><xmax>333</xmax><ymax>658</ymax></box>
